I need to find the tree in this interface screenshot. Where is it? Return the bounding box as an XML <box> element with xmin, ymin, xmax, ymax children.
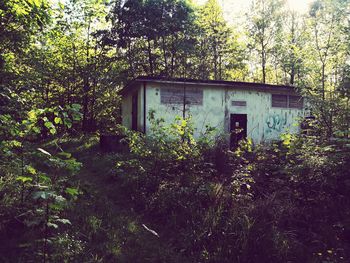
<box><xmin>274</xmin><ymin>11</ymin><xmax>308</xmax><ymax>85</ymax></box>
<box><xmin>305</xmin><ymin>0</ymin><xmax>349</xmax><ymax>137</ymax></box>
<box><xmin>247</xmin><ymin>0</ymin><xmax>284</xmax><ymax>83</ymax></box>
<box><xmin>0</xmin><ymin>0</ymin><xmax>50</xmax><ymax>84</ymax></box>
<box><xmin>21</xmin><ymin>0</ymin><xmax>121</xmax><ymax>132</ymax></box>
<box><xmin>194</xmin><ymin>0</ymin><xmax>246</xmax><ymax>80</ymax></box>
<box><xmin>106</xmin><ymin>0</ymin><xmax>196</xmax><ymax>78</ymax></box>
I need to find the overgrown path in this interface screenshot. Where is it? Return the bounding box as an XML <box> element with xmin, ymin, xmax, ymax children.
<box><xmin>61</xmin><ymin>136</ymin><xmax>165</xmax><ymax>262</ymax></box>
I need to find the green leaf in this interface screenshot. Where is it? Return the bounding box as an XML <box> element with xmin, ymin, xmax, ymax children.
<box><xmin>71</xmin><ymin>103</ymin><xmax>82</xmax><ymax>110</ymax></box>
<box><xmin>47</xmin><ymin>222</ymin><xmax>59</xmax><ymax>229</ymax></box>
<box><xmin>72</xmin><ymin>113</ymin><xmax>81</xmax><ymax>121</ymax></box>
<box><xmin>281</xmin><ymin>133</ymin><xmax>292</xmax><ymax>147</ymax></box>
<box><xmin>44</xmin><ymin>121</ymin><xmax>54</xmax><ymax>129</ymax></box>
<box><xmin>65</xmin><ymin>119</ymin><xmax>72</xmax><ymax>128</ymax></box>
<box><xmin>54</xmin><ymin>117</ymin><xmax>62</xmax><ymax>124</ymax></box>
<box><xmin>33</xmin><ymin>191</ymin><xmax>53</xmax><ymax>200</ymax></box>
<box><xmin>58</xmin><ymin>152</ymin><xmax>72</xmax><ymax>158</ymax></box>
<box><xmin>28</xmin><ymin>110</ymin><xmax>37</xmax><ymax>121</ymax></box>
<box><xmin>38</xmin><ymin>174</ymin><xmax>51</xmax><ymax>184</ymax></box>
<box><xmin>58</xmin><ymin>2</ymin><xmax>65</xmax><ymax>10</ymax></box>
<box><xmin>11</xmin><ymin>140</ymin><xmax>22</xmax><ymax>147</ymax></box>
<box><xmin>65</xmin><ymin>187</ymin><xmax>79</xmax><ymax>196</ymax></box>
<box><xmin>54</xmin><ymin>195</ymin><xmax>66</xmax><ymax>202</ymax></box>
<box><xmin>49</xmin><ymin>127</ymin><xmax>57</xmax><ymax>135</ymax></box>
<box><xmin>56</xmin><ymin>218</ymin><xmax>71</xmax><ymax>225</ymax></box>
<box><xmin>32</xmin><ymin>126</ymin><xmax>40</xmax><ymax>133</ymax></box>
<box><xmin>25</xmin><ymin>165</ymin><xmax>36</xmax><ymax>175</ymax></box>
<box><xmin>16</xmin><ymin>176</ymin><xmax>32</xmax><ymax>183</ymax></box>
<box><xmin>50</xmin><ymin>203</ymin><xmax>64</xmax><ymax>211</ymax></box>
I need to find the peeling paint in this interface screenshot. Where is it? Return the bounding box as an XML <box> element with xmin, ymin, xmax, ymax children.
<box><xmin>122</xmin><ymin>82</ymin><xmax>305</xmax><ymax>144</ymax></box>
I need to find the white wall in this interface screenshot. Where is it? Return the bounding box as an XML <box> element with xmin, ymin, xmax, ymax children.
<box><xmin>143</xmin><ymin>82</ymin><xmax>306</xmax><ymax>144</ymax></box>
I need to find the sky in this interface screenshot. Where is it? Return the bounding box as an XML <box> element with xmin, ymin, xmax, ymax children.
<box><xmin>193</xmin><ymin>0</ymin><xmax>314</xmax><ymax>24</ymax></box>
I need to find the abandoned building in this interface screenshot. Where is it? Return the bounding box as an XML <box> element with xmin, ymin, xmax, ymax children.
<box><xmin>120</xmin><ymin>76</ymin><xmax>308</xmax><ymax>145</ymax></box>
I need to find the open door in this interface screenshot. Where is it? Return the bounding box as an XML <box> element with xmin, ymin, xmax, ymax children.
<box><xmin>131</xmin><ymin>93</ymin><xmax>138</xmax><ymax>131</ymax></box>
<box><xmin>230</xmin><ymin>114</ymin><xmax>247</xmax><ymax>147</ymax></box>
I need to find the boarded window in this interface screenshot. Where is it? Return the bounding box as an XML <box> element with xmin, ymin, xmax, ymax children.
<box><xmin>185</xmin><ymin>88</ymin><xmax>203</xmax><ymax>105</ymax></box>
<box><xmin>288</xmin><ymin>96</ymin><xmax>303</xmax><ymax>108</ymax></box>
<box><xmin>272</xmin><ymin>94</ymin><xmax>288</xmax><ymax>108</ymax></box>
<box><xmin>160</xmin><ymin>87</ymin><xmax>203</xmax><ymax>105</ymax></box>
<box><xmin>232</xmin><ymin>101</ymin><xmax>247</xmax><ymax>107</ymax></box>
<box><xmin>160</xmin><ymin>88</ymin><xmax>183</xmax><ymax>104</ymax></box>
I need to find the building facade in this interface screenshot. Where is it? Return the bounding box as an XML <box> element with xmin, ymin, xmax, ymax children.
<box><xmin>121</xmin><ymin>76</ymin><xmax>308</xmax><ymax>144</ymax></box>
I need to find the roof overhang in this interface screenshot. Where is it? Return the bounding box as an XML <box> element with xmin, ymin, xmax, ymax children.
<box><xmin>120</xmin><ymin>76</ymin><xmax>300</xmax><ymax>96</ymax></box>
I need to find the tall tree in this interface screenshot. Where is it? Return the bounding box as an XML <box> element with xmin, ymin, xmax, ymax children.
<box><xmin>195</xmin><ymin>0</ymin><xmax>246</xmax><ymax>80</ymax></box>
<box><xmin>247</xmin><ymin>0</ymin><xmax>284</xmax><ymax>83</ymax></box>
<box><xmin>0</xmin><ymin>0</ymin><xmax>50</xmax><ymax>86</ymax></box>
<box><xmin>107</xmin><ymin>0</ymin><xmax>196</xmax><ymax>78</ymax></box>
<box><xmin>277</xmin><ymin>11</ymin><xmax>307</xmax><ymax>85</ymax></box>
<box><xmin>305</xmin><ymin>0</ymin><xmax>349</xmax><ymax>136</ymax></box>
<box><xmin>21</xmin><ymin>0</ymin><xmax>121</xmax><ymax>132</ymax></box>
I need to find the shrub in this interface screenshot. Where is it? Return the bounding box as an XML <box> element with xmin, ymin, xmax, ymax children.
<box><xmin>115</xmin><ymin>115</ymin><xmax>350</xmax><ymax>262</ymax></box>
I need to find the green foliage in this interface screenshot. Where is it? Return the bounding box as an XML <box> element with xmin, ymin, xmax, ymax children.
<box><xmin>107</xmin><ymin>0</ymin><xmax>197</xmax><ymax>78</ymax></box>
<box><xmin>0</xmin><ymin>99</ymin><xmax>82</xmax><ymax>261</ymax></box>
<box><xmin>247</xmin><ymin>0</ymin><xmax>285</xmax><ymax>83</ymax></box>
<box><xmin>107</xmin><ymin>120</ymin><xmax>350</xmax><ymax>262</ymax></box>
<box><xmin>115</xmin><ymin>116</ymin><xmax>257</xmax><ymax>262</ymax></box>
<box><xmin>0</xmin><ymin>0</ymin><xmax>350</xmax><ymax>261</ymax></box>
<box><xmin>195</xmin><ymin>0</ymin><xmax>247</xmax><ymax>80</ymax></box>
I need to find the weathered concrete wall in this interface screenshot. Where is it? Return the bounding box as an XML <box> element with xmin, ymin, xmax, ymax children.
<box><xmin>121</xmin><ymin>92</ymin><xmax>132</xmax><ymax>128</ymax></box>
<box><xmin>137</xmin><ymin>84</ymin><xmax>144</xmax><ymax>132</ymax></box>
<box><xmin>121</xmin><ymin>83</ymin><xmax>144</xmax><ymax>131</ymax></box>
<box><xmin>143</xmin><ymin>82</ymin><xmax>306</xmax><ymax>144</ymax></box>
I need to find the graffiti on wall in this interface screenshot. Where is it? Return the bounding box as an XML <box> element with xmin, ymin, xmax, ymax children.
<box><xmin>265</xmin><ymin>113</ymin><xmax>287</xmax><ymax>134</ymax></box>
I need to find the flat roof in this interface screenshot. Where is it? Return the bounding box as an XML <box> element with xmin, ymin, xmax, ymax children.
<box><xmin>120</xmin><ymin>76</ymin><xmax>299</xmax><ymax>95</ymax></box>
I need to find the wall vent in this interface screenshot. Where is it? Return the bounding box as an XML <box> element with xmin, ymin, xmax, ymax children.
<box><xmin>160</xmin><ymin>87</ymin><xmax>203</xmax><ymax>105</ymax></box>
<box><xmin>232</xmin><ymin>100</ymin><xmax>247</xmax><ymax>107</ymax></box>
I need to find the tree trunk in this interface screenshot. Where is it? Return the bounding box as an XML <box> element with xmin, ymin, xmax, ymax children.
<box><xmin>82</xmin><ymin>18</ymin><xmax>91</xmax><ymax>131</ymax></box>
<box><xmin>262</xmin><ymin>49</ymin><xmax>266</xmax><ymax>83</ymax></box>
<box><xmin>213</xmin><ymin>39</ymin><xmax>218</xmax><ymax>80</ymax></box>
<box><xmin>290</xmin><ymin>64</ymin><xmax>295</xmax><ymax>85</ymax></box>
<box><xmin>161</xmin><ymin>36</ymin><xmax>168</xmax><ymax>76</ymax></box>
<box><xmin>147</xmin><ymin>38</ymin><xmax>154</xmax><ymax>75</ymax></box>
<box><xmin>321</xmin><ymin>62</ymin><xmax>326</xmax><ymax>100</ymax></box>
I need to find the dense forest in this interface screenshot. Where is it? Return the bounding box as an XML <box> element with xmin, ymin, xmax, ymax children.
<box><xmin>0</xmin><ymin>0</ymin><xmax>350</xmax><ymax>262</ymax></box>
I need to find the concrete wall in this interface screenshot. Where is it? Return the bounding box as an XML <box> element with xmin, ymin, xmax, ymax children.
<box><xmin>142</xmin><ymin>82</ymin><xmax>306</xmax><ymax>144</ymax></box>
<box><xmin>121</xmin><ymin>83</ymin><xmax>144</xmax><ymax>132</ymax></box>
<box><xmin>121</xmin><ymin>92</ymin><xmax>132</xmax><ymax>128</ymax></box>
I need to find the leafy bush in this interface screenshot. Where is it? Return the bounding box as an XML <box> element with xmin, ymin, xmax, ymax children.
<box><xmin>115</xmin><ymin>116</ymin><xmax>350</xmax><ymax>262</ymax></box>
<box><xmin>115</xmin><ymin>115</ymin><xmax>256</xmax><ymax>262</ymax></box>
<box><xmin>0</xmin><ymin>105</ymin><xmax>82</xmax><ymax>262</ymax></box>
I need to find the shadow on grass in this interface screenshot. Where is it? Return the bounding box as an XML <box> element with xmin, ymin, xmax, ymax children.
<box><xmin>50</xmin><ymin>134</ymin><xmax>183</xmax><ymax>262</ymax></box>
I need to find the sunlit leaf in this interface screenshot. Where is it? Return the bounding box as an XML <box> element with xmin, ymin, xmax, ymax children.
<box><xmin>65</xmin><ymin>187</ymin><xmax>79</xmax><ymax>196</ymax></box>
<box><xmin>47</xmin><ymin>222</ymin><xmax>59</xmax><ymax>229</ymax></box>
<box><xmin>25</xmin><ymin>165</ymin><xmax>36</xmax><ymax>175</ymax></box>
<box><xmin>54</xmin><ymin>117</ymin><xmax>62</xmax><ymax>124</ymax></box>
<box><xmin>16</xmin><ymin>176</ymin><xmax>32</xmax><ymax>183</ymax></box>
<box><xmin>28</xmin><ymin>110</ymin><xmax>37</xmax><ymax>121</ymax></box>
<box><xmin>56</xmin><ymin>218</ymin><xmax>71</xmax><ymax>225</ymax></box>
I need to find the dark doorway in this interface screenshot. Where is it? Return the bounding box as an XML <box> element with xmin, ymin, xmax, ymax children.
<box><xmin>230</xmin><ymin>114</ymin><xmax>247</xmax><ymax>147</ymax></box>
<box><xmin>131</xmin><ymin>93</ymin><xmax>138</xmax><ymax>131</ymax></box>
